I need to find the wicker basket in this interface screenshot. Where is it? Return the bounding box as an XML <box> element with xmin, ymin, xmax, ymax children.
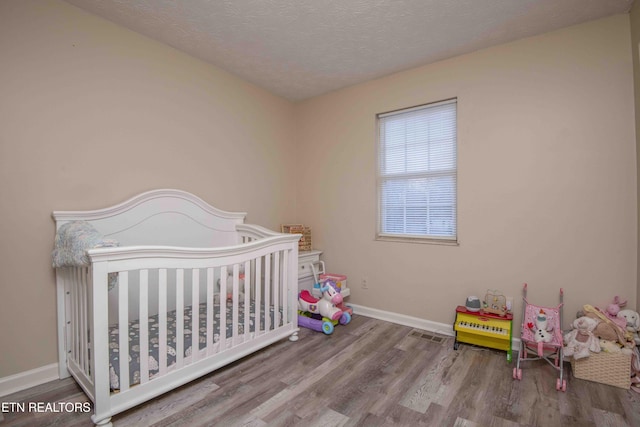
<box><xmin>281</xmin><ymin>224</ymin><xmax>312</xmax><ymax>251</ymax></box>
<box><xmin>570</xmin><ymin>352</ymin><xmax>631</xmax><ymax>389</ymax></box>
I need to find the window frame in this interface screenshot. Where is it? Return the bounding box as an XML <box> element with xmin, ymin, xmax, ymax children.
<box><xmin>375</xmin><ymin>98</ymin><xmax>458</xmax><ymax>245</ymax></box>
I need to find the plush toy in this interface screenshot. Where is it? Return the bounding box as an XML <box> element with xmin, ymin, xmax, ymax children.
<box><xmin>215</xmin><ymin>269</ymin><xmax>245</xmax><ymax>303</ymax></box>
<box><xmin>599</xmin><ymin>339</ymin><xmax>622</xmax><ymax>353</ymax></box>
<box><xmin>618</xmin><ymin>309</ymin><xmax>640</xmax><ymax>346</ymax></box>
<box><xmin>527</xmin><ymin>309</ymin><xmax>553</xmax><ymax>340</ymax></box>
<box><xmin>605</xmin><ymin>296</ymin><xmax>628</xmax><ymax>329</ymax></box>
<box><xmin>579</xmin><ymin>304</ymin><xmax>627</xmax><ymax>345</ymax></box>
<box><xmin>527</xmin><ymin>309</ymin><xmax>554</xmax><ymax>356</ymax></box>
<box><xmin>564</xmin><ymin>316</ymin><xmax>600</xmax><ymax>360</ymax></box>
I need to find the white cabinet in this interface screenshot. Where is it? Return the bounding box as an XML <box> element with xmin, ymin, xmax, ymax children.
<box><xmin>297</xmin><ymin>249</ymin><xmax>350</xmax><ymax>298</ymax></box>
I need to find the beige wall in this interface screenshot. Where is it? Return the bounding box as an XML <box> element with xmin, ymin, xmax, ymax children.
<box><xmin>632</xmin><ymin>0</ymin><xmax>640</xmax><ymax>312</ymax></box>
<box><xmin>0</xmin><ymin>0</ymin><xmax>296</xmax><ymax>377</ymax></box>
<box><xmin>296</xmin><ymin>15</ymin><xmax>637</xmax><ymax>331</ymax></box>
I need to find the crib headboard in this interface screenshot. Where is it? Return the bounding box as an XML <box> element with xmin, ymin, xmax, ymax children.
<box><xmin>52</xmin><ymin>189</ymin><xmax>247</xmax><ymax>248</ymax></box>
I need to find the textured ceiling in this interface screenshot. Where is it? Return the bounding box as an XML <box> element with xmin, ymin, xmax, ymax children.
<box><xmin>64</xmin><ymin>0</ymin><xmax>634</xmax><ymax>101</ymax></box>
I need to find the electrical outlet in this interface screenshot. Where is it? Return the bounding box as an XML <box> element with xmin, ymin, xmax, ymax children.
<box><xmin>506</xmin><ymin>296</ymin><xmax>513</xmax><ymax>311</ymax></box>
<box><xmin>361</xmin><ymin>278</ymin><xmax>368</xmax><ymax>289</ymax></box>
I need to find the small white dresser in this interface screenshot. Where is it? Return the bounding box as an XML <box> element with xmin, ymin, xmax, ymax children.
<box><xmin>298</xmin><ymin>249</ymin><xmax>322</xmax><ymax>292</ymax></box>
<box><xmin>297</xmin><ymin>249</ymin><xmax>350</xmax><ymax>297</ymax></box>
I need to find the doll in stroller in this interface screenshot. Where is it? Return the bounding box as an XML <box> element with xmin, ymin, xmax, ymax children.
<box><xmin>513</xmin><ymin>283</ymin><xmax>567</xmax><ymax>391</ymax></box>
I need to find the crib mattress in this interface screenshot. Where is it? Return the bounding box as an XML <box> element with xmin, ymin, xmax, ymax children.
<box><xmin>108</xmin><ymin>299</ymin><xmax>279</xmax><ymax>390</ymax></box>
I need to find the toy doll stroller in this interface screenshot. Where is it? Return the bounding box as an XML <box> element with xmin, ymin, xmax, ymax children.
<box><xmin>513</xmin><ymin>283</ymin><xmax>566</xmax><ymax>391</ymax></box>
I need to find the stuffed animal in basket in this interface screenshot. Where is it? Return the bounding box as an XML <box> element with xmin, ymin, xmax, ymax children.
<box><xmin>579</xmin><ymin>304</ymin><xmax>628</xmax><ymax>345</ymax></box>
<box><xmin>618</xmin><ymin>309</ymin><xmax>640</xmax><ymax>346</ymax></box>
<box><xmin>605</xmin><ymin>296</ymin><xmax>629</xmax><ymax>329</ymax></box>
<box><xmin>564</xmin><ymin>316</ymin><xmax>600</xmax><ymax>360</ymax></box>
<box><xmin>599</xmin><ymin>339</ymin><xmax>622</xmax><ymax>353</ymax></box>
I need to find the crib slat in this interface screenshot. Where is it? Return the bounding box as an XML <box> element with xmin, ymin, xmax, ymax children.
<box><xmin>63</xmin><ymin>271</ymin><xmax>73</xmax><ymax>373</ymax></box>
<box><xmin>84</xmin><ymin>267</ymin><xmax>93</xmax><ymax>379</ymax></box>
<box><xmin>264</xmin><ymin>254</ymin><xmax>271</xmax><ymax>331</ymax></box>
<box><xmin>232</xmin><ymin>264</ymin><xmax>239</xmax><ymax>345</ymax></box>
<box><xmin>79</xmin><ymin>268</ymin><xmax>88</xmax><ymax>375</ymax></box>
<box><xmin>192</xmin><ymin>268</ymin><xmax>199</xmax><ymax>363</ymax></box>
<box><xmin>75</xmin><ymin>268</ymin><xmax>82</xmax><ymax>362</ymax></box>
<box><xmin>255</xmin><ymin>257</ymin><xmax>262</xmax><ymax>334</ymax></box>
<box><xmin>159</xmin><ymin>269</ymin><xmax>168</xmax><ymax>376</ymax></box>
<box><xmin>139</xmin><ymin>269</ymin><xmax>149</xmax><ymax>384</ymax></box>
<box><xmin>219</xmin><ymin>266</ymin><xmax>227</xmax><ymax>348</ymax></box>
<box><xmin>206</xmin><ymin>268</ymin><xmax>214</xmax><ymax>356</ymax></box>
<box><xmin>89</xmin><ymin>260</ymin><xmax>111</xmax><ymax>419</ymax></box>
<box><xmin>281</xmin><ymin>252</ymin><xmax>288</xmax><ymax>327</ymax></box>
<box><xmin>70</xmin><ymin>269</ymin><xmax>77</xmax><ymax>363</ymax></box>
<box><xmin>71</xmin><ymin>268</ymin><xmax>81</xmax><ymax>368</ymax></box>
<box><xmin>77</xmin><ymin>268</ymin><xmax>84</xmax><ymax>362</ymax></box>
<box><xmin>78</xmin><ymin>267</ymin><xmax>87</xmax><ymax>362</ymax></box>
<box><xmin>273</xmin><ymin>251</ymin><xmax>280</xmax><ymax>329</ymax></box>
<box><xmin>244</xmin><ymin>260</ymin><xmax>250</xmax><ymax>339</ymax></box>
<box><xmin>78</xmin><ymin>268</ymin><xmax>84</xmax><ymax>361</ymax></box>
<box><xmin>176</xmin><ymin>269</ymin><xmax>184</xmax><ymax>370</ymax></box>
<box><xmin>118</xmin><ymin>271</ymin><xmax>130</xmax><ymax>392</ymax></box>
<box><xmin>71</xmin><ymin>269</ymin><xmax>78</xmax><ymax>363</ymax></box>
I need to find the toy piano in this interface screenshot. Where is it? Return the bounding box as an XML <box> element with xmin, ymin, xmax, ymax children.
<box><xmin>453</xmin><ymin>305</ymin><xmax>513</xmax><ymax>362</ymax></box>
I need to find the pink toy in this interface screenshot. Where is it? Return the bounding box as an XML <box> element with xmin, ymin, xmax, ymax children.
<box><xmin>298</xmin><ymin>284</ymin><xmax>345</xmax><ymax>322</ymax></box>
<box><xmin>298</xmin><ymin>283</ymin><xmax>351</xmax><ymax>334</ymax></box>
<box><xmin>605</xmin><ymin>296</ymin><xmax>628</xmax><ymax>329</ymax></box>
<box><xmin>324</xmin><ymin>279</ymin><xmax>353</xmax><ymax>316</ymax></box>
<box><xmin>515</xmin><ymin>283</ymin><xmax>566</xmax><ymax>391</ymax></box>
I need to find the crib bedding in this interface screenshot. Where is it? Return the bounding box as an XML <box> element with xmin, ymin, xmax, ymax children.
<box><xmin>108</xmin><ymin>299</ymin><xmax>281</xmax><ymax>390</ymax></box>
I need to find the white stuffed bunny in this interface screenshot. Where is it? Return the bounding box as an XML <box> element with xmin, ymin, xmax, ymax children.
<box><xmin>564</xmin><ymin>316</ymin><xmax>600</xmax><ymax>360</ymax></box>
<box><xmin>618</xmin><ymin>309</ymin><xmax>640</xmax><ymax>345</ymax></box>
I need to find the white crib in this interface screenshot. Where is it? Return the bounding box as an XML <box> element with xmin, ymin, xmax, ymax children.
<box><xmin>52</xmin><ymin>189</ymin><xmax>300</xmax><ymax>426</ymax></box>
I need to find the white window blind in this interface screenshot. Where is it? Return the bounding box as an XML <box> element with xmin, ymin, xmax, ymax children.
<box><xmin>377</xmin><ymin>98</ymin><xmax>457</xmax><ymax>241</ymax></box>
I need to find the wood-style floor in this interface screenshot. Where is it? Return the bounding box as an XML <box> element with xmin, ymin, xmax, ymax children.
<box><xmin>2</xmin><ymin>315</ymin><xmax>640</xmax><ymax>426</ymax></box>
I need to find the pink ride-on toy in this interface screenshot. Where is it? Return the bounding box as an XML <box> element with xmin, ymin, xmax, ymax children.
<box><xmin>513</xmin><ymin>283</ymin><xmax>566</xmax><ymax>391</ymax></box>
<box><xmin>298</xmin><ymin>282</ymin><xmax>351</xmax><ymax>334</ymax></box>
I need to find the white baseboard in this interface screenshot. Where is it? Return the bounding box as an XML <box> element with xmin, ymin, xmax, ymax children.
<box><xmin>0</xmin><ymin>363</ymin><xmax>59</xmax><ymax>398</ymax></box>
<box><xmin>349</xmin><ymin>303</ymin><xmax>521</xmax><ymax>352</ymax></box>
<box><xmin>349</xmin><ymin>303</ymin><xmax>456</xmax><ymax>337</ymax></box>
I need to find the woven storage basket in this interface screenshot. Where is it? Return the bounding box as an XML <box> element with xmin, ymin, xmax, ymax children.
<box><xmin>281</xmin><ymin>224</ymin><xmax>312</xmax><ymax>251</ymax></box>
<box><xmin>570</xmin><ymin>352</ymin><xmax>631</xmax><ymax>389</ymax></box>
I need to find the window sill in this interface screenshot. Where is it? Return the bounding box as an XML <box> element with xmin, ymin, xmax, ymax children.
<box><xmin>375</xmin><ymin>234</ymin><xmax>459</xmax><ymax>246</ymax></box>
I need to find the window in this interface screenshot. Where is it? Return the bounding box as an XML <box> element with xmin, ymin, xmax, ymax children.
<box><xmin>377</xmin><ymin>98</ymin><xmax>457</xmax><ymax>242</ymax></box>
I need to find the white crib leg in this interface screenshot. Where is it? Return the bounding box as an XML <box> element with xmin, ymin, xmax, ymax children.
<box><xmin>289</xmin><ymin>331</ymin><xmax>299</xmax><ymax>342</ymax></box>
<box><xmin>91</xmin><ymin>415</ymin><xmax>112</xmax><ymax>427</ymax></box>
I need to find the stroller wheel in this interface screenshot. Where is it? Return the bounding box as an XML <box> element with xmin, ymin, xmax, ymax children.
<box><xmin>556</xmin><ymin>378</ymin><xmax>567</xmax><ymax>392</ymax></box>
<box><xmin>513</xmin><ymin>367</ymin><xmax>522</xmax><ymax>380</ymax></box>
